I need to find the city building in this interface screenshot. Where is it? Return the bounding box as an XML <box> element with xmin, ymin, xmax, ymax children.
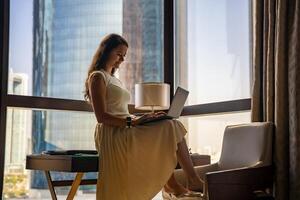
<box><xmin>31</xmin><ymin>0</ymin><xmax>122</xmax><ymax>188</ymax></box>
<box><xmin>120</xmin><ymin>0</ymin><xmax>164</xmax><ymax>102</ymax></box>
<box><xmin>5</xmin><ymin>69</ymin><xmax>30</xmax><ymax>174</ymax></box>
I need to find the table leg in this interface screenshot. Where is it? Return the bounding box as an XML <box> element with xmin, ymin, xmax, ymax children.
<box><xmin>44</xmin><ymin>171</ymin><xmax>57</xmax><ymax>200</ymax></box>
<box><xmin>66</xmin><ymin>172</ymin><xmax>84</xmax><ymax>200</ymax></box>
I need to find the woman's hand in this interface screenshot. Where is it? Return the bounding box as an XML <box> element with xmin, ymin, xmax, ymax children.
<box><xmin>132</xmin><ymin>111</ymin><xmax>167</xmax><ymax>126</ymax></box>
<box><xmin>132</xmin><ymin>113</ymin><xmax>154</xmax><ymax>126</ymax></box>
<box><xmin>154</xmin><ymin>111</ymin><xmax>167</xmax><ymax>117</ymax></box>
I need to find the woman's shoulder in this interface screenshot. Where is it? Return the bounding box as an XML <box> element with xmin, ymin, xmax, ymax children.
<box><xmin>89</xmin><ymin>70</ymin><xmax>106</xmax><ymax>77</ymax></box>
<box><xmin>89</xmin><ymin>70</ymin><xmax>109</xmax><ymax>85</ymax></box>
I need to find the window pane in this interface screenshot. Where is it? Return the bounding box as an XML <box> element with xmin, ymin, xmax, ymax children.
<box><xmin>174</xmin><ymin>0</ymin><xmax>250</xmax><ymax>104</ymax></box>
<box><xmin>180</xmin><ymin>111</ymin><xmax>251</xmax><ymax>163</ymax></box>
<box><xmin>3</xmin><ymin>108</ymin><xmax>97</xmax><ymax>199</ymax></box>
<box><xmin>9</xmin><ymin>0</ymin><xmax>164</xmax><ymax>102</ymax></box>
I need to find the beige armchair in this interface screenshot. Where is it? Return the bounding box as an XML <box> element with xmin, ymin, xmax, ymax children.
<box><xmin>174</xmin><ymin>122</ymin><xmax>274</xmax><ymax>200</ymax></box>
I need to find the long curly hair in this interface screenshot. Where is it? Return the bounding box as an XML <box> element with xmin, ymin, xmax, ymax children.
<box><xmin>84</xmin><ymin>33</ymin><xmax>128</xmax><ymax>101</ymax></box>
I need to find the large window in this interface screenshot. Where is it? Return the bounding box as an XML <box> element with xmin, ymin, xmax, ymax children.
<box><xmin>1</xmin><ymin>0</ymin><xmax>251</xmax><ymax>199</ymax></box>
<box><xmin>175</xmin><ymin>0</ymin><xmax>251</xmax><ymax>159</ymax></box>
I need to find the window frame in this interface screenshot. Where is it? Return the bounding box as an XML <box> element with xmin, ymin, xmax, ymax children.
<box><xmin>0</xmin><ymin>0</ymin><xmax>251</xmax><ymax>196</ymax></box>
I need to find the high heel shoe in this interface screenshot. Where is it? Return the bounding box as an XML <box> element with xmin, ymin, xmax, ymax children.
<box><xmin>162</xmin><ymin>188</ymin><xmax>204</xmax><ymax>200</ymax></box>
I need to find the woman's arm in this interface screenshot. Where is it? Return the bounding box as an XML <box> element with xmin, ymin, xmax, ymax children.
<box><xmin>89</xmin><ymin>73</ymin><xmax>127</xmax><ymax>127</ymax></box>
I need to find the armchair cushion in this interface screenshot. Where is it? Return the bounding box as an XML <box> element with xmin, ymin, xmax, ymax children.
<box><xmin>218</xmin><ymin>122</ymin><xmax>273</xmax><ymax>170</ymax></box>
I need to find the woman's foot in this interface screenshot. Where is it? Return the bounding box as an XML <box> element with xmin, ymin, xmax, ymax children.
<box><xmin>164</xmin><ymin>182</ymin><xmax>189</xmax><ymax>196</ymax></box>
<box><xmin>164</xmin><ymin>173</ymin><xmax>203</xmax><ymax>199</ymax></box>
<box><xmin>187</xmin><ymin>176</ymin><xmax>204</xmax><ymax>192</ymax></box>
<box><xmin>162</xmin><ymin>186</ymin><xmax>203</xmax><ymax>200</ymax></box>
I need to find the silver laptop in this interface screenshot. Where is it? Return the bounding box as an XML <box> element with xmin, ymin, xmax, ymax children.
<box><xmin>138</xmin><ymin>87</ymin><xmax>189</xmax><ymax>124</ymax></box>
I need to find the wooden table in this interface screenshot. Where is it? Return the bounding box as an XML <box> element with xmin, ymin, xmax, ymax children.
<box><xmin>26</xmin><ymin>152</ymin><xmax>99</xmax><ymax>200</ymax></box>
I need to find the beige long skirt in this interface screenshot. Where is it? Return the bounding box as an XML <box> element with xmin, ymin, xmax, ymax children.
<box><xmin>94</xmin><ymin>119</ymin><xmax>187</xmax><ymax>200</ymax></box>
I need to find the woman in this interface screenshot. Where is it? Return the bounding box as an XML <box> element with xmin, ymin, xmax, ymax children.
<box><xmin>84</xmin><ymin>33</ymin><xmax>203</xmax><ymax>200</ymax></box>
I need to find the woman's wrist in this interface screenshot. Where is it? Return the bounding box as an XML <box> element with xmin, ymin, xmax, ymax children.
<box><xmin>125</xmin><ymin>116</ymin><xmax>132</xmax><ymax>128</ymax></box>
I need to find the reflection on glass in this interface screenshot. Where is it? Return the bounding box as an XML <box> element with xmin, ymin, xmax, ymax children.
<box><xmin>179</xmin><ymin>111</ymin><xmax>251</xmax><ymax>163</ymax></box>
<box><xmin>9</xmin><ymin>0</ymin><xmax>164</xmax><ymax>102</ymax></box>
<box><xmin>4</xmin><ymin>108</ymin><xmax>96</xmax><ymax>199</ymax></box>
<box><xmin>175</xmin><ymin>0</ymin><xmax>250</xmax><ymax>104</ymax></box>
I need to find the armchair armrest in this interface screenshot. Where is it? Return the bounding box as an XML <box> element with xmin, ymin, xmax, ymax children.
<box><xmin>206</xmin><ymin>166</ymin><xmax>273</xmax><ymax>200</ymax></box>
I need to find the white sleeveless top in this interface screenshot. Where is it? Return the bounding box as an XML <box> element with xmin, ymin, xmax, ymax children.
<box><xmin>89</xmin><ymin>70</ymin><xmax>131</xmax><ymax>118</ymax></box>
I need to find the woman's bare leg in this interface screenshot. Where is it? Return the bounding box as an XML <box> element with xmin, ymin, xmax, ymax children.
<box><xmin>176</xmin><ymin>138</ymin><xmax>203</xmax><ymax>191</ymax></box>
<box><xmin>164</xmin><ymin>138</ymin><xmax>203</xmax><ymax>194</ymax></box>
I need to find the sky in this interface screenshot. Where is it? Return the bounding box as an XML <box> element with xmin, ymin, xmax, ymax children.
<box><xmin>9</xmin><ymin>0</ymin><xmax>33</xmax><ymax>74</ymax></box>
<box><xmin>187</xmin><ymin>0</ymin><xmax>250</xmax><ymax>104</ymax></box>
<box><xmin>9</xmin><ymin>0</ymin><xmax>33</xmax><ymax>94</ymax></box>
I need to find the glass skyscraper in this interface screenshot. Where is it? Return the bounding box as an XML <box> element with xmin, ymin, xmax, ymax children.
<box><xmin>32</xmin><ymin>0</ymin><xmax>163</xmax><ymax>190</ymax></box>
<box><xmin>32</xmin><ymin>0</ymin><xmax>122</xmax><ymax>188</ymax></box>
<box><xmin>121</xmin><ymin>0</ymin><xmax>164</xmax><ymax>102</ymax></box>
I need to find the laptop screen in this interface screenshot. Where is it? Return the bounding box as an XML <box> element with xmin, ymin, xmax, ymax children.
<box><xmin>167</xmin><ymin>87</ymin><xmax>189</xmax><ymax>118</ymax></box>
